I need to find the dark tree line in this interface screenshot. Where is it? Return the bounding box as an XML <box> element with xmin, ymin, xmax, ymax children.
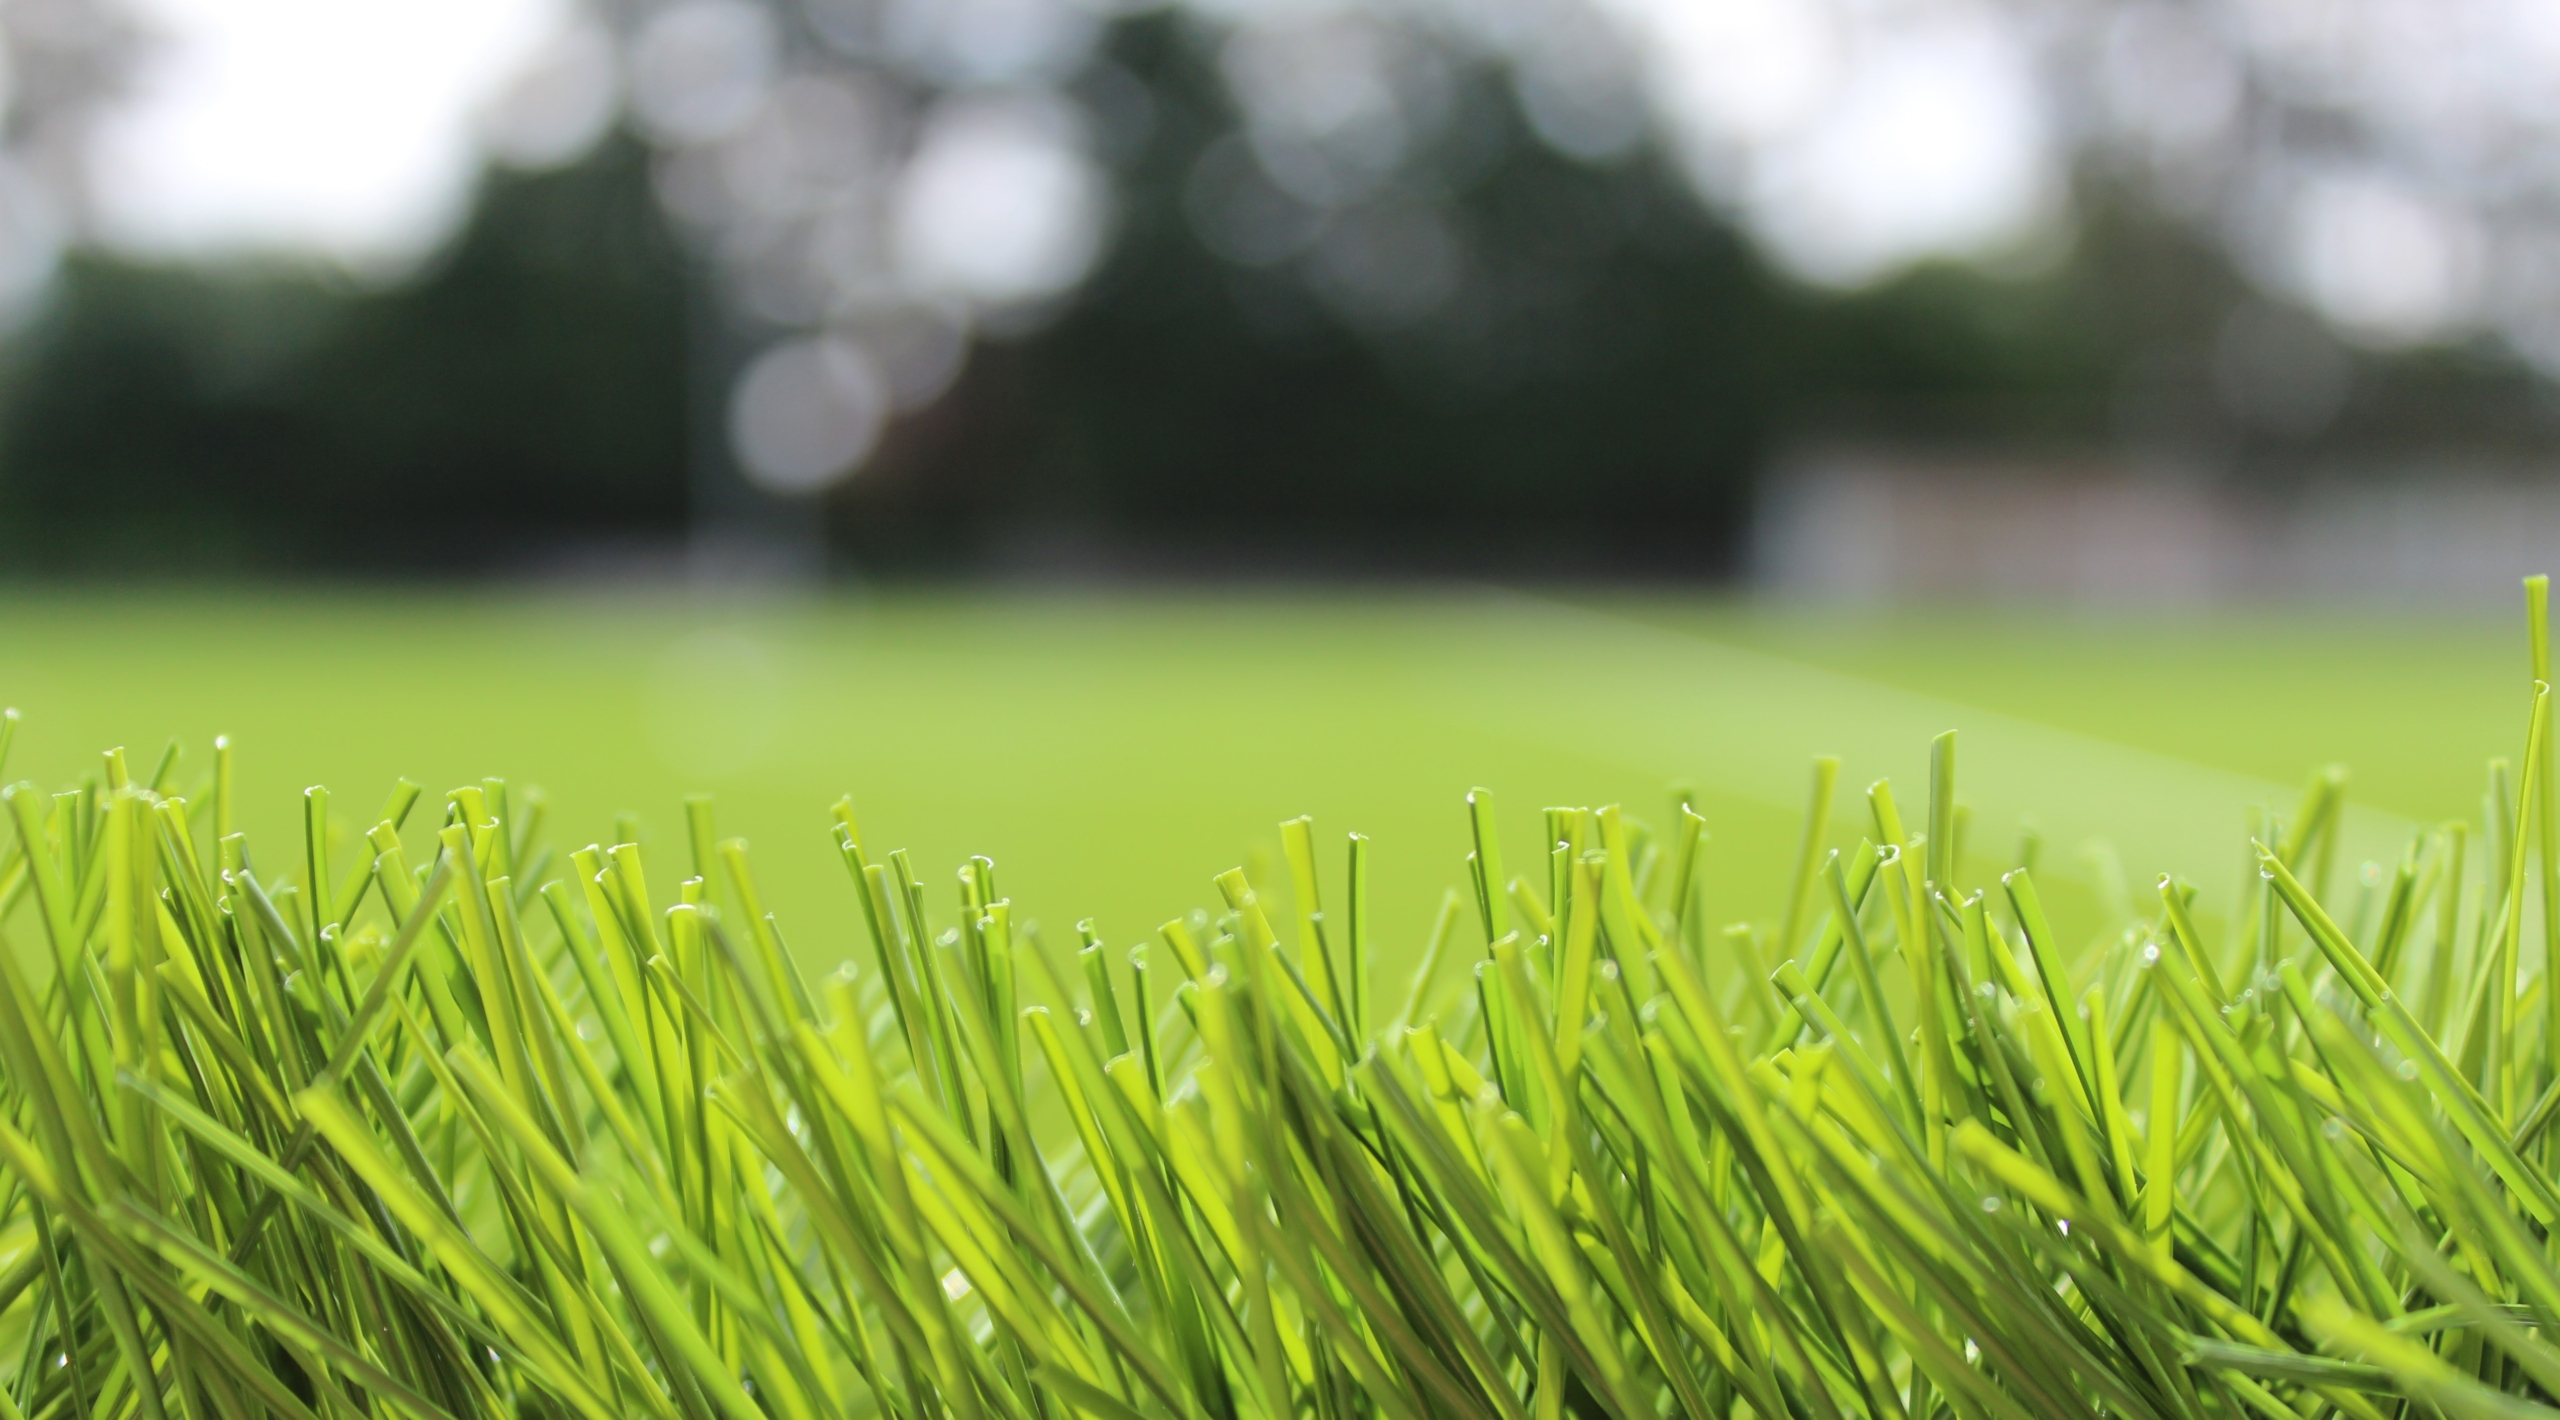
<box><xmin>1</xmin><ymin>11</ymin><xmax>2551</xmax><ymax>577</ymax></box>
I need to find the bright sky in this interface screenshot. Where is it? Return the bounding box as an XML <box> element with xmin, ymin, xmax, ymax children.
<box><xmin>86</xmin><ymin>0</ymin><xmax>570</xmax><ymax>269</ymax></box>
<box><xmin>79</xmin><ymin>0</ymin><xmax>2063</xmax><ymax>290</ymax></box>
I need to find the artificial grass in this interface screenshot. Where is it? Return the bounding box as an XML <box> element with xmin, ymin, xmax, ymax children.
<box><xmin>0</xmin><ymin>587</ymin><xmax>2522</xmax><ymax>954</ymax></box>
<box><xmin>0</xmin><ymin>587</ymin><xmax>2556</xmax><ymax>1419</ymax></box>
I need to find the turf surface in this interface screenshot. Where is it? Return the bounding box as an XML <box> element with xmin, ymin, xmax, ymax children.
<box><xmin>0</xmin><ymin>587</ymin><xmax>2528</xmax><ymax>987</ymax></box>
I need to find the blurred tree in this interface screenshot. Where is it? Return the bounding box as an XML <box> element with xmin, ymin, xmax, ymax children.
<box><xmin>0</xmin><ymin>11</ymin><xmax>2555</xmax><ymax>578</ymax></box>
<box><xmin>0</xmin><ymin>135</ymin><xmax>689</xmax><ymax>572</ymax></box>
<box><xmin>819</xmin><ymin>12</ymin><xmax>2560</xmax><ymax>577</ymax></box>
<box><xmin>826</xmin><ymin>17</ymin><xmax>1782</xmax><ymax>573</ymax></box>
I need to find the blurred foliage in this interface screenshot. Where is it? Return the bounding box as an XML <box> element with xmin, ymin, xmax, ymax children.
<box><xmin>0</xmin><ymin>137</ymin><xmax>690</xmax><ymax>572</ymax></box>
<box><xmin>830</xmin><ymin>15</ymin><xmax>2151</xmax><ymax>574</ymax></box>
<box><xmin>0</xmin><ymin>12</ymin><xmax>2553</xmax><ymax>576</ymax></box>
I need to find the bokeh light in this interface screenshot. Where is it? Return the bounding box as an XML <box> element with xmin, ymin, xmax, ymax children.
<box><xmin>892</xmin><ymin>94</ymin><xmax>1105</xmax><ymax>309</ymax></box>
<box><xmin>728</xmin><ymin>332</ymin><xmax>888</xmax><ymax>494</ymax></box>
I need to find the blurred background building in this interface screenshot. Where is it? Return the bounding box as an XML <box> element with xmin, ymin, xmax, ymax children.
<box><xmin>0</xmin><ymin>0</ymin><xmax>2557</xmax><ymax>590</ymax></box>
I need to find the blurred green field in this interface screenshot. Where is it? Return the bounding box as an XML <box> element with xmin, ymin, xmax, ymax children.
<box><xmin>0</xmin><ymin>587</ymin><xmax>2533</xmax><ymax>991</ymax></box>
